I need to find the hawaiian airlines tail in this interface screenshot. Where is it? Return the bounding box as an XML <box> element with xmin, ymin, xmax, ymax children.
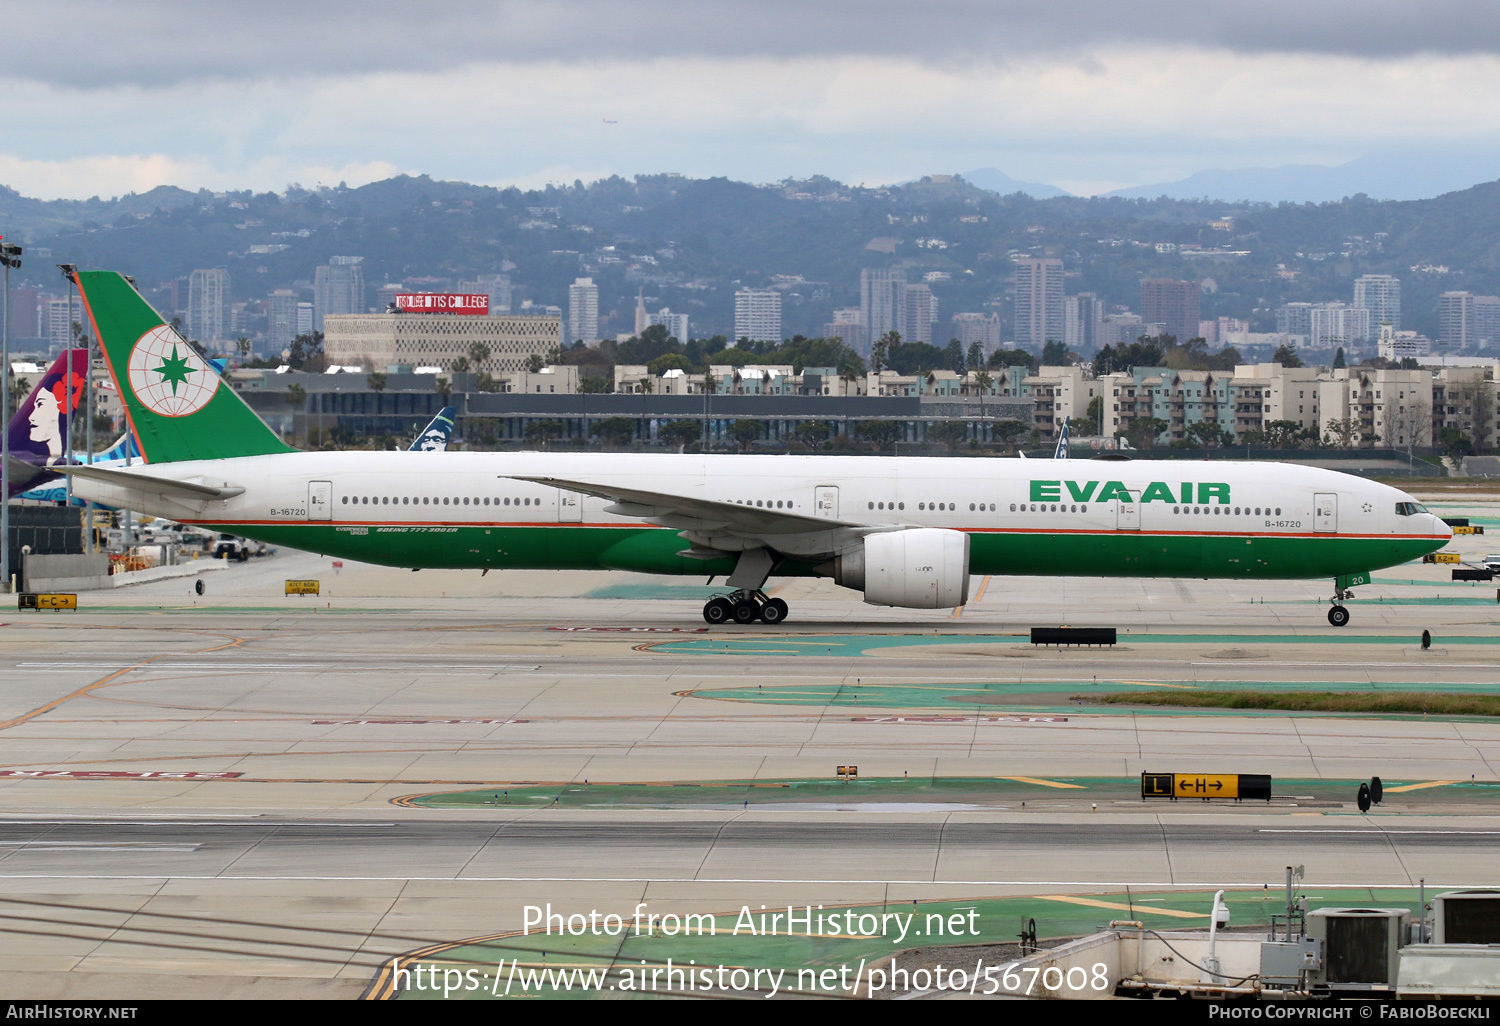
<box><xmin>73</xmin><ymin>271</ymin><xmax>292</xmax><ymax>464</ymax></box>
<box><xmin>4</xmin><ymin>349</ymin><xmax>89</xmax><ymax>498</ymax></box>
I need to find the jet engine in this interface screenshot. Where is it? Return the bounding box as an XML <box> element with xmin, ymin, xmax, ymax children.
<box><xmin>832</xmin><ymin>528</ymin><xmax>970</xmax><ymax>609</ymax></box>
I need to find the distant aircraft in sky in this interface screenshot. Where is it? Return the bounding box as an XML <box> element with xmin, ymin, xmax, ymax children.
<box><xmin>602</xmin><ymin>117</ymin><xmax>618</xmax><ymax>124</ymax></box>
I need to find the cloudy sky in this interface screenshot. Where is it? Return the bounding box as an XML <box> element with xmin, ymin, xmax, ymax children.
<box><xmin>4</xmin><ymin>0</ymin><xmax>1500</xmax><ymax>200</ymax></box>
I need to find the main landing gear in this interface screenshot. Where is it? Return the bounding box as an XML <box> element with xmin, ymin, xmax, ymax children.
<box><xmin>703</xmin><ymin>590</ymin><xmax>789</xmax><ymax>626</ymax></box>
<box><xmin>1327</xmin><ymin>585</ymin><xmax>1354</xmax><ymax>627</ymax></box>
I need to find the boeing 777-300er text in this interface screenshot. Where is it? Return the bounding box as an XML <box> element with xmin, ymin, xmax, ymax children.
<box><xmin>57</xmin><ymin>271</ymin><xmax>1450</xmax><ymax>627</ymax></box>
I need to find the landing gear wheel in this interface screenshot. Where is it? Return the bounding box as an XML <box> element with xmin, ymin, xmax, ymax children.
<box><xmin>703</xmin><ymin>598</ymin><xmax>732</xmax><ymax>625</ymax></box>
<box><xmin>732</xmin><ymin>601</ymin><xmax>760</xmax><ymax>624</ymax></box>
<box><xmin>1327</xmin><ymin>605</ymin><xmax>1350</xmax><ymax>627</ymax></box>
<box><xmin>759</xmin><ymin>598</ymin><xmax>789</xmax><ymax>624</ymax></box>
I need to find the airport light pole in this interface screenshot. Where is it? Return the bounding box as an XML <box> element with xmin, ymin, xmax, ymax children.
<box><xmin>1</xmin><ymin>239</ymin><xmax>21</xmax><ymax>592</ymax></box>
<box><xmin>58</xmin><ymin>265</ymin><xmax>89</xmax><ymax>553</ymax></box>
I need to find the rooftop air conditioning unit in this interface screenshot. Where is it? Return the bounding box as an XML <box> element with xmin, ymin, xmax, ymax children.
<box><xmin>1305</xmin><ymin>908</ymin><xmax>1408</xmax><ymax>990</ymax></box>
<box><xmin>1431</xmin><ymin>890</ymin><xmax>1500</xmax><ymax>945</ymax></box>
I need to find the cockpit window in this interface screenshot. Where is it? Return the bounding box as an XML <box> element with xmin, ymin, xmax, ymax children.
<box><xmin>1395</xmin><ymin>502</ymin><xmax>1428</xmax><ymax>516</ymax></box>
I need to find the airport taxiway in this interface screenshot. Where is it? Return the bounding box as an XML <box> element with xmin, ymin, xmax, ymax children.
<box><xmin>0</xmin><ymin>500</ymin><xmax>1496</xmax><ymax>996</ymax></box>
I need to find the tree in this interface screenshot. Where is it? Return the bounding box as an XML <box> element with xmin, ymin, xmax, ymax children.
<box><xmin>1388</xmin><ymin>396</ymin><xmax>1431</xmax><ymax>452</ymax></box>
<box><xmin>451</xmin><ymin>357</ymin><xmax>470</xmax><ymax>373</ymax></box>
<box><xmin>286</xmin><ymin>383</ymin><xmax>306</xmax><ymax>406</ymax></box>
<box><xmin>367</xmin><ymin>372</ymin><xmax>387</xmax><ymax>393</ymax></box>
<box><xmin>659</xmin><ymin>420</ymin><xmax>702</xmax><ymax>449</ymax></box>
<box><xmin>647</xmin><ymin>353</ymin><xmax>692</xmax><ymax>376</ymax></box>
<box><xmin>854</xmin><ymin>420</ymin><xmax>902</xmax><ymax>450</ymax></box>
<box><xmin>944</xmin><ymin>338</ymin><xmax>965</xmax><ymax>374</ymax></box>
<box><xmin>1186</xmin><ymin>421</ymin><xmax>1234</xmax><ymax>448</ymax></box>
<box><xmin>1333</xmin><ymin>346</ymin><xmax>1346</xmax><ymax>370</ymax></box>
<box><xmin>1324</xmin><ymin>417</ymin><xmax>1357</xmax><ymax>448</ymax></box>
<box><xmin>526</xmin><ymin>354</ymin><xmax>545</xmax><ymax>373</ymax></box>
<box><xmin>1440</xmin><ymin>425</ymin><xmax>1475</xmax><ymax>461</ymax></box>
<box><xmin>991</xmin><ymin>419</ymin><xmax>1028</xmax><ymax>447</ymax></box>
<box><xmin>524</xmin><ymin>420</ymin><xmax>565</xmax><ymax>447</ymax></box>
<box><xmin>591</xmin><ymin>416</ymin><xmax>637</xmax><ymax>448</ymax></box>
<box><xmin>988</xmin><ymin>348</ymin><xmax>1036</xmax><ymax>372</ymax></box>
<box><xmin>468</xmin><ymin>341</ymin><xmax>492</xmax><ymax>367</ymax></box>
<box><xmin>1124</xmin><ymin>416</ymin><xmax>1170</xmax><ymax>450</ymax></box>
<box><xmin>1458</xmin><ymin>381</ymin><xmax>1495</xmax><ymax>452</ymax></box>
<box><xmin>966</xmin><ymin>341</ymin><xmax>985</xmax><ymax>376</ymax></box>
<box><xmin>287</xmin><ymin>331</ymin><xmax>325</xmax><ymax>372</ymax></box>
<box><xmin>1261</xmin><ymin>420</ymin><xmax>1307</xmax><ymax>450</ymax></box>
<box><xmin>1086</xmin><ymin>395</ymin><xmax>1104</xmax><ymax>435</ymax></box>
<box><xmin>436</xmin><ymin>377</ymin><xmax>452</xmax><ymax>399</ymax></box>
<box><xmin>727</xmin><ymin>419</ymin><xmax>764</xmax><ymax>451</ymax></box>
<box><xmin>927</xmin><ymin>420</ymin><xmax>969</xmax><ymax>450</ymax></box>
<box><xmin>973</xmin><ymin>369</ymin><xmax>993</xmax><ymax>419</ymax></box>
<box><xmin>236</xmin><ymin>337</ymin><xmax>252</xmax><ymax>361</ymax></box>
<box><xmin>794</xmin><ymin>421</ymin><xmax>831</xmax><ymax>451</ymax></box>
<box><xmin>1041</xmin><ymin>340</ymin><xmax>1069</xmax><ymax>366</ymax></box>
<box><xmin>1272</xmin><ymin>344</ymin><xmax>1304</xmax><ymax>368</ymax></box>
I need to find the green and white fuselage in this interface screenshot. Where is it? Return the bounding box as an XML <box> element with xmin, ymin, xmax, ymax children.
<box><xmin>63</xmin><ymin>269</ymin><xmax>1450</xmax><ymax>620</ymax></box>
<box><xmin>67</xmin><ymin>448</ymin><xmax>1450</xmax><ymax>584</ymax></box>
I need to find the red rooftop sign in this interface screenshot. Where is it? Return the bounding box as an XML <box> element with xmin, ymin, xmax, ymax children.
<box><xmin>395</xmin><ymin>293</ymin><xmax>489</xmax><ymax>315</ymax></box>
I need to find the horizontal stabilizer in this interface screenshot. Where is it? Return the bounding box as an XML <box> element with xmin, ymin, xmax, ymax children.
<box><xmin>51</xmin><ymin>463</ymin><xmax>245</xmax><ymax>500</ymax></box>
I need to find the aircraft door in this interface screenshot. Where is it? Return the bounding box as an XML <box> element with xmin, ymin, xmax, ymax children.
<box><xmin>558</xmin><ymin>490</ymin><xmax>583</xmax><ymax>523</ymax></box>
<box><xmin>308</xmin><ymin>481</ymin><xmax>332</xmax><ymax>521</ymax></box>
<box><xmin>1314</xmin><ymin>493</ymin><xmax>1337</xmax><ymax>533</ymax></box>
<box><xmin>1115</xmin><ymin>489</ymin><xmax>1140</xmax><ymax>530</ymax></box>
<box><xmin>814</xmin><ymin>486</ymin><xmax>839</xmax><ymax>519</ymax></box>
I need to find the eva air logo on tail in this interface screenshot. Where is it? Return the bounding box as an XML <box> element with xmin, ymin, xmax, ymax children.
<box><xmin>127</xmin><ymin>325</ymin><xmax>219</xmax><ymax>417</ymax></box>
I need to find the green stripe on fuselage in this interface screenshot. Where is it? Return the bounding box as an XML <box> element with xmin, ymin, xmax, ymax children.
<box><xmin>204</xmin><ymin>521</ymin><xmax>1437</xmax><ymax>580</ymax></box>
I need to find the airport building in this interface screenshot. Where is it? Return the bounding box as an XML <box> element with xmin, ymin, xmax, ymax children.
<box><xmin>322</xmin><ymin>311</ymin><xmax>563</xmax><ymax>376</ymax></box>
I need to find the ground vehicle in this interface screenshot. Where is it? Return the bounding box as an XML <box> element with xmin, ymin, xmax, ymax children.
<box><xmin>1484</xmin><ymin>554</ymin><xmax>1500</xmax><ymax>571</ymax></box>
<box><xmin>215</xmin><ymin>534</ymin><xmax>250</xmax><ymax>561</ymax></box>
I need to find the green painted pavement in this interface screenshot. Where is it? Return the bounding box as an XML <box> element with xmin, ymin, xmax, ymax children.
<box><xmin>394</xmin><ymin>887</ymin><xmax>1430</xmax><ymax>999</ymax></box>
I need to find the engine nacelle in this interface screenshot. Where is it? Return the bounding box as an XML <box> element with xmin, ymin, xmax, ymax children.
<box><xmin>834</xmin><ymin>528</ymin><xmax>970</xmax><ymax>609</ymax></box>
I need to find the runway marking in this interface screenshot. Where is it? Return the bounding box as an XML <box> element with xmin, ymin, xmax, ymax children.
<box><xmin>0</xmin><ymin>633</ymin><xmax>246</xmax><ymax>732</ymax></box>
<box><xmin>1383</xmin><ymin>780</ymin><xmax>1462</xmax><ymax>793</ymax></box>
<box><xmin>1035</xmin><ymin>895</ymin><xmax>1206</xmax><ymax>919</ymax></box>
<box><xmin>997</xmin><ymin>777</ymin><xmax>1086</xmax><ymax>789</ymax></box>
<box><xmin>1119</xmin><ymin>681</ymin><xmax>1201</xmax><ymax>690</ymax></box>
<box><xmin>0</xmin><ymin>770</ymin><xmax>242</xmax><ymax>780</ymax></box>
<box><xmin>1</xmin><ymin>875</ymin><xmax>1484</xmax><ymax>888</ymax></box>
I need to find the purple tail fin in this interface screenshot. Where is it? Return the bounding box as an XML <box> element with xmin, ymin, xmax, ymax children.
<box><xmin>6</xmin><ymin>349</ymin><xmax>89</xmax><ymax>471</ymax></box>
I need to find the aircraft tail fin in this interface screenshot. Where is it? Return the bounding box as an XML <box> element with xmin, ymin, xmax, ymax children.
<box><xmin>409</xmin><ymin>406</ymin><xmax>458</xmax><ymax>451</ymax></box>
<box><xmin>5</xmin><ymin>349</ymin><xmax>88</xmax><ymax>497</ymax></box>
<box><xmin>74</xmin><ymin>271</ymin><xmax>293</xmax><ymax>463</ymax></box>
<box><xmin>1053</xmin><ymin>416</ymin><xmax>1070</xmax><ymax>459</ymax></box>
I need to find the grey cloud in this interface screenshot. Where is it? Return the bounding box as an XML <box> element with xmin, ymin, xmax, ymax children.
<box><xmin>8</xmin><ymin>0</ymin><xmax>1500</xmax><ymax>88</ymax></box>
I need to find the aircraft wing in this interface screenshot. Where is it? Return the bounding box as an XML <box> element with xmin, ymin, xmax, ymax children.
<box><xmin>50</xmin><ymin>463</ymin><xmax>245</xmax><ymax>500</ymax></box>
<box><xmin>5</xmin><ymin>456</ymin><xmax>57</xmax><ymax>497</ymax></box>
<box><xmin>509</xmin><ymin>475</ymin><xmax>859</xmax><ymax>535</ymax></box>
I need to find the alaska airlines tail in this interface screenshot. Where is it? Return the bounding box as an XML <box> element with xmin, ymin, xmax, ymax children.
<box><xmin>74</xmin><ymin>270</ymin><xmax>293</xmax><ymax>463</ymax></box>
<box><xmin>1053</xmin><ymin>416</ymin><xmax>1070</xmax><ymax>459</ymax></box>
<box><xmin>5</xmin><ymin>349</ymin><xmax>88</xmax><ymax>498</ymax></box>
<box><xmin>410</xmin><ymin>407</ymin><xmax>458</xmax><ymax>451</ymax></box>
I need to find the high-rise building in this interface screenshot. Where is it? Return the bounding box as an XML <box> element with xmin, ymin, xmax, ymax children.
<box><xmin>7</xmin><ymin>288</ymin><xmax>39</xmax><ymax>340</ymax></box>
<box><xmin>860</xmin><ymin>268</ymin><xmax>906</xmax><ymax>354</ymax></box>
<box><xmin>823</xmin><ymin>308</ymin><xmax>865</xmax><ymax>352</ymax></box>
<box><xmin>1437</xmin><ymin>291</ymin><xmax>1500</xmax><ymax>348</ymax></box>
<box><xmin>1063</xmin><ymin>293</ymin><xmax>1103</xmax><ymax>354</ymax></box>
<box><xmin>457</xmin><ymin>274</ymin><xmax>513</xmax><ymax>315</ymax></box>
<box><xmin>297</xmin><ymin>302</ymin><xmax>314</xmax><ymax>338</ymax></box>
<box><xmin>44</xmin><ymin>297</ymin><xmax>71</xmax><ymax>348</ymax></box>
<box><xmin>1276</xmin><ymin>302</ymin><xmax>1315</xmax><ymax>337</ymax></box>
<box><xmin>266</xmin><ymin>289</ymin><xmax>299</xmax><ymax>350</ymax></box>
<box><xmin>567</xmin><ymin>277</ymin><xmax>599</xmax><ymax>343</ymax></box>
<box><xmin>1354</xmin><ymin>274</ymin><xmax>1401</xmax><ymax>330</ymax></box>
<box><xmin>634</xmin><ymin>291</ymin><xmax>649</xmax><ymax>335</ymax></box>
<box><xmin>1013</xmin><ymin>258</ymin><xmax>1065</xmax><ymax>349</ymax></box>
<box><xmin>950</xmin><ymin>312</ymin><xmax>1002</xmax><ymax>357</ymax></box>
<box><xmin>1308</xmin><ymin>302</ymin><xmax>1370</xmax><ymax>348</ymax></box>
<box><xmin>648</xmin><ymin>307</ymin><xmax>689</xmax><ymax>342</ymax></box>
<box><xmin>313</xmin><ymin>257</ymin><xmax>365</xmax><ymax>331</ymax></box>
<box><xmin>1139</xmin><ymin>278</ymin><xmax>1200</xmax><ymax>343</ymax></box>
<box><xmin>903</xmin><ymin>283</ymin><xmax>938</xmax><ymax>344</ymax></box>
<box><xmin>188</xmin><ymin>268</ymin><xmax>230</xmax><ymax>342</ymax></box>
<box><xmin>734</xmin><ymin>289</ymin><xmax>781</xmax><ymax>343</ymax></box>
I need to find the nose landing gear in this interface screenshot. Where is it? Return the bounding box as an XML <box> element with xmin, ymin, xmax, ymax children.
<box><xmin>1327</xmin><ymin>583</ymin><xmax>1354</xmax><ymax>627</ymax></box>
<box><xmin>703</xmin><ymin>590</ymin><xmax>789</xmax><ymax>625</ymax></box>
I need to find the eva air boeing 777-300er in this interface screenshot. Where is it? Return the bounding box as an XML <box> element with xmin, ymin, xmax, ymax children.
<box><xmin>58</xmin><ymin>270</ymin><xmax>1450</xmax><ymax>628</ymax></box>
